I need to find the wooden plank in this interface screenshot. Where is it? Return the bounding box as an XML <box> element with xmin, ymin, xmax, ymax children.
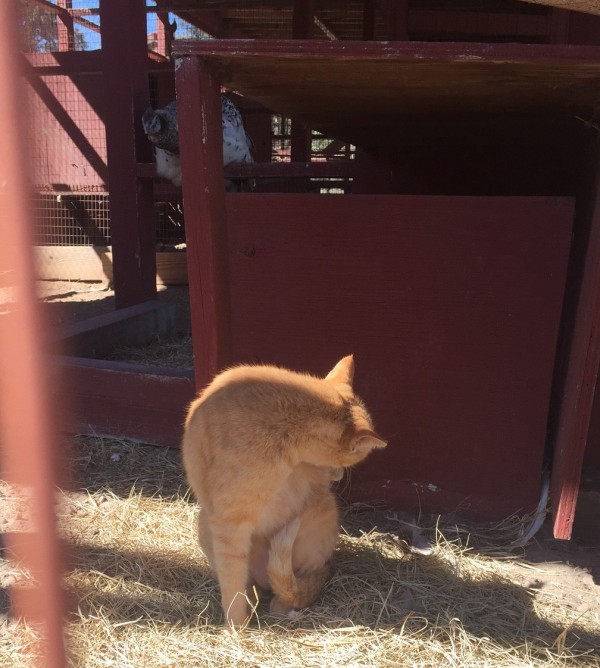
<box><xmin>23</xmin><ymin>51</ymin><xmax>172</xmax><ymax>75</ymax></box>
<box><xmin>60</xmin><ymin>357</ymin><xmax>195</xmax><ymax>447</ymax></box>
<box><xmin>0</xmin><ymin>0</ymin><xmax>67</xmax><ymax>661</ymax></box>
<box><xmin>387</xmin><ymin>0</ymin><xmax>408</xmax><ymax>40</ymax></box>
<box><xmin>175</xmin><ymin>56</ymin><xmax>232</xmax><ymax>390</ymax></box>
<box><xmin>551</xmin><ymin>147</ymin><xmax>600</xmax><ymax>539</ymax></box>
<box><xmin>173</xmin><ymin>37</ymin><xmax>600</xmax><ymax>63</ymax></box>
<box><xmin>292</xmin><ymin>0</ymin><xmax>315</xmax><ymax>39</ymax></box>
<box><xmin>362</xmin><ymin>0</ymin><xmax>376</xmax><ymax>40</ymax></box>
<box><xmin>172</xmin><ymin>40</ymin><xmax>600</xmax><ymax>159</ymax></box>
<box><xmin>55</xmin><ymin>300</ymin><xmax>177</xmax><ymax>358</ymax></box>
<box><xmin>35</xmin><ymin>246</ymin><xmax>188</xmax><ymax>286</ymax></box>
<box><xmin>99</xmin><ymin>0</ymin><xmax>156</xmax><ymax>309</ymax></box>
<box><xmin>225</xmin><ymin>194</ymin><xmax>574</xmax><ymax>521</ymax></box>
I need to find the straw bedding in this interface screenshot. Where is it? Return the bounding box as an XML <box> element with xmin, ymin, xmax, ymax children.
<box><xmin>1</xmin><ymin>436</ymin><xmax>598</xmax><ymax>667</ymax></box>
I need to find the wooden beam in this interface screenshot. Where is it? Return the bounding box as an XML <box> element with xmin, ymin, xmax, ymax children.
<box><xmin>56</xmin><ymin>0</ymin><xmax>74</xmax><ymax>51</ymax></box>
<box><xmin>175</xmin><ymin>55</ymin><xmax>232</xmax><ymax>389</ymax></box>
<box><xmin>292</xmin><ymin>0</ymin><xmax>315</xmax><ymax>39</ymax></box>
<box><xmin>99</xmin><ymin>0</ymin><xmax>156</xmax><ymax>309</ymax></box>
<box><xmin>60</xmin><ymin>357</ymin><xmax>195</xmax><ymax>447</ymax></box>
<box><xmin>362</xmin><ymin>0</ymin><xmax>376</xmax><ymax>40</ymax></box>
<box><xmin>552</xmin><ymin>142</ymin><xmax>600</xmax><ymax>540</ymax></box>
<box><xmin>388</xmin><ymin>0</ymin><xmax>408</xmax><ymax>40</ymax></box>
<box><xmin>172</xmin><ymin>38</ymin><xmax>600</xmax><ymax>63</ymax></box>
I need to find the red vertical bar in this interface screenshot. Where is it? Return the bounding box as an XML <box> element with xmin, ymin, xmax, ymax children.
<box><xmin>552</xmin><ymin>148</ymin><xmax>600</xmax><ymax>540</ymax></box>
<box><xmin>291</xmin><ymin>1</ymin><xmax>313</xmax><ymax>192</ymax></box>
<box><xmin>56</xmin><ymin>1</ymin><xmax>74</xmax><ymax>52</ymax></box>
<box><xmin>175</xmin><ymin>56</ymin><xmax>231</xmax><ymax>389</ymax></box>
<box><xmin>292</xmin><ymin>0</ymin><xmax>315</xmax><ymax>39</ymax></box>
<box><xmin>387</xmin><ymin>0</ymin><xmax>409</xmax><ymax>40</ymax></box>
<box><xmin>0</xmin><ymin>2</ymin><xmax>68</xmax><ymax>667</ymax></box>
<box><xmin>99</xmin><ymin>0</ymin><xmax>156</xmax><ymax>309</ymax></box>
<box><xmin>156</xmin><ymin>12</ymin><xmax>170</xmax><ymax>57</ymax></box>
<box><xmin>363</xmin><ymin>0</ymin><xmax>376</xmax><ymax>40</ymax></box>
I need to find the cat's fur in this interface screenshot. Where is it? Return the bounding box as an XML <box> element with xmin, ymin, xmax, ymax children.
<box><xmin>181</xmin><ymin>355</ymin><xmax>387</xmax><ymax>627</ymax></box>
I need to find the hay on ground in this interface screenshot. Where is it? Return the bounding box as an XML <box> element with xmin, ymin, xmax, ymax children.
<box><xmin>1</xmin><ymin>436</ymin><xmax>598</xmax><ymax>668</ymax></box>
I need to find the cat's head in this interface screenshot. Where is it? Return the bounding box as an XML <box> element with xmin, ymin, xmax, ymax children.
<box><xmin>324</xmin><ymin>355</ymin><xmax>388</xmax><ymax>467</ymax></box>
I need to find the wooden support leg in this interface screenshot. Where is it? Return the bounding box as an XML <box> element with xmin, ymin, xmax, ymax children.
<box><xmin>175</xmin><ymin>55</ymin><xmax>232</xmax><ymax>389</ymax></box>
<box><xmin>552</xmin><ymin>144</ymin><xmax>600</xmax><ymax>539</ymax></box>
<box><xmin>99</xmin><ymin>0</ymin><xmax>156</xmax><ymax>309</ymax></box>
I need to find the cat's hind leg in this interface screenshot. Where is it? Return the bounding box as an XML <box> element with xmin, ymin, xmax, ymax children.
<box><xmin>210</xmin><ymin>519</ymin><xmax>254</xmax><ymax>628</ymax></box>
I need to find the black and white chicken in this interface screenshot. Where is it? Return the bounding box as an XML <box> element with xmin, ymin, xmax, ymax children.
<box><xmin>142</xmin><ymin>96</ymin><xmax>254</xmax><ymax>191</ymax></box>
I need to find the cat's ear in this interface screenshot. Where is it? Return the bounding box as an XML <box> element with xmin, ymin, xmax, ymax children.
<box><xmin>349</xmin><ymin>429</ymin><xmax>388</xmax><ymax>455</ymax></box>
<box><xmin>325</xmin><ymin>355</ymin><xmax>355</xmax><ymax>386</ymax></box>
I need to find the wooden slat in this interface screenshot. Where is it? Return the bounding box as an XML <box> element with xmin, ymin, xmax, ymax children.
<box><xmin>171</xmin><ymin>40</ymin><xmax>600</xmax><ymax>159</ymax></box>
<box><xmin>173</xmin><ymin>38</ymin><xmax>600</xmax><ymax>63</ymax></box>
<box><xmin>60</xmin><ymin>357</ymin><xmax>195</xmax><ymax>447</ymax></box>
<box><xmin>175</xmin><ymin>55</ymin><xmax>232</xmax><ymax>390</ymax></box>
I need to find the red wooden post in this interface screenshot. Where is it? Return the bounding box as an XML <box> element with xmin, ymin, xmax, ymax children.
<box><xmin>156</xmin><ymin>11</ymin><xmax>173</xmax><ymax>57</ymax></box>
<box><xmin>56</xmin><ymin>0</ymin><xmax>74</xmax><ymax>51</ymax></box>
<box><xmin>292</xmin><ymin>0</ymin><xmax>315</xmax><ymax>39</ymax></box>
<box><xmin>386</xmin><ymin>0</ymin><xmax>408</xmax><ymax>40</ymax></box>
<box><xmin>175</xmin><ymin>55</ymin><xmax>232</xmax><ymax>390</ymax></box>
<box><xmin>552</xmin><ymin>146</ymin><xmax>600</xmax><ymax>540</ymax></box>
<box><xmin>290</xmin><ymin>0</ymin><xmax>314</xmax><ymax>191</ymax></box>
<box><xmin>0</xmin><ymin>2</ymin><xmax>68</xmax><ymax>666</ymax></box>
<box><xmin>362</xmin><ymin>0</ymin><xmax>376</xmax><ymax>41</ymax></box>
<box><xmin>99</xmin><ymin>0</ymin><xmax>156</xmax><ymax>309</ymax></box>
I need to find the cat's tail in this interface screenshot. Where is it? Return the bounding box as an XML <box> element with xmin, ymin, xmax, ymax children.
<box><xmin>267</xmin><ymin>518</ymin><xmax>331</xmax><ymax>616</ymax></box>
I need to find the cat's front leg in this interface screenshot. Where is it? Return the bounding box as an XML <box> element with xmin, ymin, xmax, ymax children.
<box><xmin>211</xmin><ymin>519</ymin><xmax>254</xmax><ymax>628</ymax></box>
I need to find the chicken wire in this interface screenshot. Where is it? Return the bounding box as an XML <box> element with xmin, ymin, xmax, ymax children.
<box><xmin>22</xmin><ymin>0</ymin><xmax>362</xmax><ymax>296</ymax></box>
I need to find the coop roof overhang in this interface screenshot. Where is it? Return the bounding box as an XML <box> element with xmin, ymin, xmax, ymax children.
<box><xmin>173</xmin><ymin>39</ymin><xmax>600</xmax><ymax>153</ymax></box>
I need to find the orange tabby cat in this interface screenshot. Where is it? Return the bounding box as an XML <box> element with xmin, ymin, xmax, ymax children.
<box><xmin>181</xmin><ymin>355</ymin><xmax>387</xmax><ymax>627</ymax></box>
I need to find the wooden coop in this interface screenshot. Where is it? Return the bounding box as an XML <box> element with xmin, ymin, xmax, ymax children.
<box><xmin>19</xmin><ymin>0</ymin><xmax>600</xmax><ymax>540</ymax></box>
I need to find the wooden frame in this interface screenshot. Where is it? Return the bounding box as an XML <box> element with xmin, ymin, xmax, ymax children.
<box><xmin>173</xmin><ymin>38</ymin><xmax>600</xmax><ymax>536</ymax></box>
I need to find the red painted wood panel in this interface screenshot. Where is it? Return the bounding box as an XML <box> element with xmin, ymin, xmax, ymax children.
<box><xmin>224</xmin><ymin>194</ymin><xmax>573</xmax><ymax>520</ymax></box>
<box><xmin>25</xmin><ymin>72</ymin><xmax>108</xmax><ymax>189</ymax></box>
<box><xmin>175</xmin><ymin>56</ymin><xmax>232</xmax><ymax>390</ymax></box>
<box><xmin>62</xmin><ymin>358</ymin><xmax>195</xmax><ymax>448</ymax></box>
